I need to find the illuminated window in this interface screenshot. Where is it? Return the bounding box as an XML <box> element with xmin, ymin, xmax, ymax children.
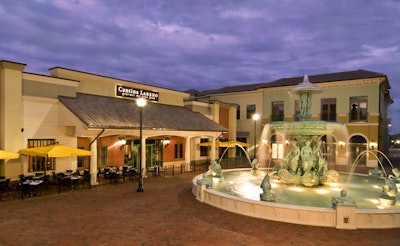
<box><xmin>27</xmin><ymin>139</ymin><xmax>56</xmax><ymax>172</ymax></box>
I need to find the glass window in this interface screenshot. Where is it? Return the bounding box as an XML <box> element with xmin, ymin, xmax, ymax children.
<box><xmin>27</xmin><ymin>139</ymin><xmax>56</xmax><ymax>172</ymax></box>
<box><xmin>271</xmin><ymin>101</ymin><xmax>284</xmax><ymax>121</ymax></box>
<box><xmin>236</xmin><ymin>105</ymin><xmax>240</xmax><ymax>120</ymax></box>
<box><xmin>246</xmin><ymin>104</ymin><xmax>256</xmax><ymax>119</ymax></box>
<box><xmin>77</xmin><ymin>147</ymin><xmax>84</xmax><ymax>168</ymax></box>
<box><xmin>174</xmin><ymin>144</ymin><xmax>184</xmax><ymax>159</ymax></box>
<box><xmin>200</xmin><ymin>138</ymin><xmax>209</xmax><ymax>157</ymax></box>
<box><xmin>350</xmin><ymin>96</ymin><xmax>368</xmax><ymax>122</ymax></box>
<box><xmin>98</xmin><ymin>146</ymin><xmax>108</xmax><ymax>166</ymax></box>
<box><xmin>321</xmin><ymin>98</ymin><xmax>336</xmax><ymax>121</ymax></box>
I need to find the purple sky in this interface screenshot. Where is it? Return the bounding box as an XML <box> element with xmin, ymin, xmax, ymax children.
<box><xmin>1</xmin><ymin>0</ymin><xmax>399</xmax><ymax>133</ymax></box>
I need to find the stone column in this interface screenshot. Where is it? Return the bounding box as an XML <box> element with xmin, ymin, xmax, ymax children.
<box><xmin>185</xmin><ymin>137</ymin><xmax>191</xmax><ymax>171</ymax></box>
<box><xmin>90</xmin><ymin>139</ymin><xmax>98</xmax><ymax>185</ymax></box>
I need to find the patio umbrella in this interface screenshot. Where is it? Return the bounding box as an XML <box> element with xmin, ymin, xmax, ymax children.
<box><xmin>0</xmin><ymin>150</ymin><xmax>20</xmax><ymax>159</ymax></box>
<box><xmin>19</xmin><ymin>144</ymin><xmax>92</xmax><ymax>175</ymax></box>
<box><xmin>19</xmin><ymin>144</ymin><xmax>92</xmax><ymax>158</ymax></box>
<box><xmin>199</xmin><ymin>140</ymin><xmax>250</xmax><ymax>148</ymax></box>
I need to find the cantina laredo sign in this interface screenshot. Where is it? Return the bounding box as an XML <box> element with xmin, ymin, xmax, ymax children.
<box><xmin>116</xmin><ymin>85</ymin><xmax>159</xmax><ymax>101</ymax></box>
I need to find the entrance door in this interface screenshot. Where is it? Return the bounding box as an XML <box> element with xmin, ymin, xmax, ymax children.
<box><xmin>349</xmin><ymin>135</ymin><xmax>367</xmax><ymax>166</ymax></box>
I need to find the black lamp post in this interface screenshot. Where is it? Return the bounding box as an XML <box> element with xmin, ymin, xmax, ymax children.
<box><xmin>136</xmin><ymin>98</ymin><xmax>147</xmax><ymax>192</ymax></box>
<box><xmin>252</xmin><ymin>113</ymin><xmax>260</xmax><ymax>160</ymax></box>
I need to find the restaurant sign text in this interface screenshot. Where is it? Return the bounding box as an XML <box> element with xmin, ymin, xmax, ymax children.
<box><xmin>116</xmin><ymin>85</ymin><xmax>159</xmax><ymax>101</ymax></box>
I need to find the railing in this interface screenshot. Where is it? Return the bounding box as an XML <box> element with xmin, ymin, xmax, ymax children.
<box><xmin>348</xmin><ymin>112</ymin><xmax>368</xmax><ymax>122</ymax></box>
<box><xmin>270</xmin><ymin>114</ymin><xmax>284</xmax><ymax>121</ymax></box>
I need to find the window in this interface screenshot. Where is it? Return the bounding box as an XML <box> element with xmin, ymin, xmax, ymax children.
<box><xmin>271</xmin><ymin>101</ymin><xmax>284</xmax><ymax>121</ymax></box>
<box><xmin>246</xmin><ymin>104</ymin><xmax>256</xmax><ymax>119</ymax></box>
<box><xmin>98</xmin><ymin>146</ymin><xmax>108</xmax><ymax>166</ymax></box>
<box><xmin>321</xmin><ymin>98</ymin><xmax>336</xmax><ymax>121</ymax></box>
<box><xmin>236</xmin><ymin>105</ymin><xmax>240</xmax><ymax>120</ymax></box>
<box><xmin>200</xmin><ymin>139</ymin><xmax>209</xmax><ymax>157</ymax></box>
<box><xmin>27</xmin><ymin>139</ymin><xmax>56</xmax><ymax>172</ymax></box>
<box><xmin>270</xmin><ymin>135</ymin><xmax>284</xmax><ymax>159</ymax></box>
<box><xmin>77</xmin><ymin>147</ymin><xmax>85</xmax><ymax>168</ymax></box>
<box><xmin>174</xmin><ymin>144</ymin><xmax>184</xmax><ymax>159</ymax></box>
<box><xmin>350</xmin><ymin>96</ymin><xmax>368</xmax><ymax>122</ymax></box>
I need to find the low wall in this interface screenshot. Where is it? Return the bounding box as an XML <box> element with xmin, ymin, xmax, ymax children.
<box><xmin>192</xmin><ymin>173</ymin><xmax>400</xmax><ymax>230</ymax></box>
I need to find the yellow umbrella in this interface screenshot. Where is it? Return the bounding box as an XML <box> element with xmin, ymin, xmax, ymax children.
<box><xmin>0</xmin><ymin>149</ymin><xmax>20</xmax><ymax>159</ymax></box>
<box><xmin>199</xmin><ymin>140</ymin><xmax>250</xmax><ymax>148</ymax></box>
<box><xmin>19</xmin><ymin>144</ymin><xmax>92</xmax><ymax>158</ymax></box>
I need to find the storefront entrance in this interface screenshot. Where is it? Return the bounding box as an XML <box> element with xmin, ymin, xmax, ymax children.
<box><xmin>124</xmin><ymin>139</ymin><xmax>164</xmax><ymax>169</ymax></box>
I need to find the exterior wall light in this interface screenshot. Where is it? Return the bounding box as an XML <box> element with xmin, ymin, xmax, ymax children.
<box><xmin>120</xmin><ymin>139</ymin><xmax>127</xmax><ymax>150</ymax></box>
<box><xmin>338</xmin><ymin>141</ymin><xmax>345</xmax><ymax>149</ymax></box>
<box><xmin>369</xmin><ymin>140</ymin><xmax>377</xmax><ymax>150</ymax></box>
<box><xmin>164</xmin><ymin>138</ymin><xmax>170</xmax><ymax>148</ymax></box>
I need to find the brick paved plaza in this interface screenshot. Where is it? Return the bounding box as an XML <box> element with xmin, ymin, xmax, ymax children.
<box><xmin>0</xmin><ymin>173</ymin><xmax>399</xmax><ymax>246</ymax></box>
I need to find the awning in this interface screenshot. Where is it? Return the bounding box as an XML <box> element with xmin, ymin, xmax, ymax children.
<box><xmin>0</xmin><ymin>150</ymin><xmax>19</xmax><ymax>159</ymax></box>
<box><xmin>236</xmin><ymin>131</ymin><xmax>250</xmax><ymax>138</ymax></box>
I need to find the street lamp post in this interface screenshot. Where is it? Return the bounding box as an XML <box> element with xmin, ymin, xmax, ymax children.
<box><xmin>136</xmin><ymin>97</ymin><xmax>147</xmax><ymax>192</ymax></box>
<box><xmin>252</xmin><ymin>113</ymin><xmax>260</xmax><ymax>160</ymax></box>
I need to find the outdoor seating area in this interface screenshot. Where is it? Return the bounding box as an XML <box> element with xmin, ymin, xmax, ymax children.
<box><xmin>0</xmin><ymin>160</ymin><xmax>208</xmax><ymax>202</ymax></box>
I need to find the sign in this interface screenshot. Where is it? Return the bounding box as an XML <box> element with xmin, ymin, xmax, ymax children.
<box><xmin>116</xmin><ymin>85</ymin><xmax>159</xmax><ymax>101</ymax></box>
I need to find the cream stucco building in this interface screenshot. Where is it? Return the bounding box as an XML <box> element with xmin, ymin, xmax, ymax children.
<box><xmin>0</xmin><ymin>60</ymin><xmax>393</xmax><ymax>182</ymax></box>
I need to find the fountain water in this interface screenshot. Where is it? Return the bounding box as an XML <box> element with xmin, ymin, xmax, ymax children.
<box><xmin>193</xmin><ymin>75</ymin><xmax>400</xmax><ymax>229</ymax></box>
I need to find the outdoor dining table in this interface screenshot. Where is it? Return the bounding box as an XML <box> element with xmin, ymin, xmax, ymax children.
<box><xmin>22</xmin><ymin>179</ymin><xmax>43</xmax><ymax>197</ymax></box>
<box><xmin>67</xmin><ymin>175</ymin><xmax>81</xmax><ymax>190</ymax></box>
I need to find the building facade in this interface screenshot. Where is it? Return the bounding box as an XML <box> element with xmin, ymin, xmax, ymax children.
<box><xmin>193</xmin><ymin>70</ymin><xmax>392</xmax><ymax>169</ymax></box>
<box><xmin>0</xmin><ymin>60</ymin><xmax>393</xmax><ymax>181</ymax></box>
<box><xmin>0</xmin><ymin>60</ymin><xmax>227</xmax><ymax>182</ymax></box>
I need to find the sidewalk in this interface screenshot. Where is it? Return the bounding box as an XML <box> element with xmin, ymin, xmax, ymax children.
<box><xmin>0</xmin><ymin>173</ymin><xmax>399</xmax><ymax>246</ymax></box>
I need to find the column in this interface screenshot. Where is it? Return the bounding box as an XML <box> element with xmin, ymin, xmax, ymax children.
<box><xmin>185</xmin><ymin>137</ymin><xmax>191</xmax><ymax>171</ymax></box>
<box><xmin>90</xmin><ymin>139</ymin><xmax>98</xmax><ymax>185</ymax></box>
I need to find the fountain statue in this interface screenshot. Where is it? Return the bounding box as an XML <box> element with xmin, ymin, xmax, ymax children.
<box><xmin>331</xmin><ymin>189</ymin><xmax>356</xmax><ymax>208</ymax></box>
<box><xmin>260</xmin><ymin>174</ymin><xmax>276</xmax><ymax>202</ymax></box>
<box><xmin>379</xmin><ymin>175</ymin><xmax>398</xmax><ymax>206</ymax></box>
<box><xmin>209</xmin><ymin>161</ymin><xmax>222</xmax><ymax>182</ymax></box>
<box><xmin>268</xmin><ymin>75</ymin><xmax>342</xmax><ymax>187</ymax></box>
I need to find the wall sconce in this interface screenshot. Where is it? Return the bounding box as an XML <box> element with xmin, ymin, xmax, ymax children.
<box><xmin>120</xmin><ymin>139</ymin><xmax>127</xmax><ymax>150</ymax></box>
<box><xmin>164</xmin><ymin>138</ymin><xmax>170</xmax><ymax>148</ymax></box>
<box><xmin>285</xmin><ymin>140</ymin><xmax>289</xmax><ymax>146</ymax></box>
<box><xmin>338</xmin><ymin>141</ymin><xmax>345</xmax><ymax>149</ymax></box>
<box><xmin>370</xmin><ymin>140</ymin><xmax>377</xmax><ymax>150</ymax></box>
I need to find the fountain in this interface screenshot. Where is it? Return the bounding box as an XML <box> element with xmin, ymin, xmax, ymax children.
<box><xmin>192</xmin><ymin>75</ymin><xmax>400</xmax><ymax>229</ymax></box>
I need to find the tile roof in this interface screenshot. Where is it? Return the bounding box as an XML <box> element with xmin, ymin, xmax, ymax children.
<box><xmin>199</xmin><ymin>69</ymin><xmax>387</xmax><ymax>95</ymax></box>
<box><xmin>58</xmin><ymin>93</ymin><xmax>227</xmax><ymax>132</ymax></box>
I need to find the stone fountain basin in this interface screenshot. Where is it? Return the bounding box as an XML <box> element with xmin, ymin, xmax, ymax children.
<box><xmin>192</xmin><ymin>168</ymin><xmax>400</xmax><ymax>230</ymax></box>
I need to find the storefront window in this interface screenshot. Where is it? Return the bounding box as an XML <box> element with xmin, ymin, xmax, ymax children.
<box><xmin>27</xmin><ymin>139</ymin><xmax>56</xmax><ymax>172</ymax></box>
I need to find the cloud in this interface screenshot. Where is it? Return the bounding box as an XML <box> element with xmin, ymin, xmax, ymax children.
<box><xmin>0</xmin><ymin>0</ymin><xmax>399</xmax><ymax>131</ymax></box>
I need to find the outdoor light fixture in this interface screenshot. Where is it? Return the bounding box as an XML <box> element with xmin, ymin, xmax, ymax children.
<box><xmin>338</xmin><ymin>141</ymin><xmax>345</xmax><ymax>149</ymax></box>
<box><xmin>120</xmin><ymin>139</ymin><xmax>127</xmax><ymax>150</ymax></box>
<box><xmin>164</xmin><ymin>137</ymin><xmax>170</xmax><ymax>148</ymax></box>
<box><xmin>252</xmin><ymin>113</ymin><xmax>260</xmax><ymax>160</ymax></box>
<box><xmin>137</xmin><ymin>97</ymin><xmax>147</xmax><ymax>192</ymax></box>
<box><xmin>370</xmin><ymin>140</ymin><xmax>377</xmax><ymax>150</ymax></box>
